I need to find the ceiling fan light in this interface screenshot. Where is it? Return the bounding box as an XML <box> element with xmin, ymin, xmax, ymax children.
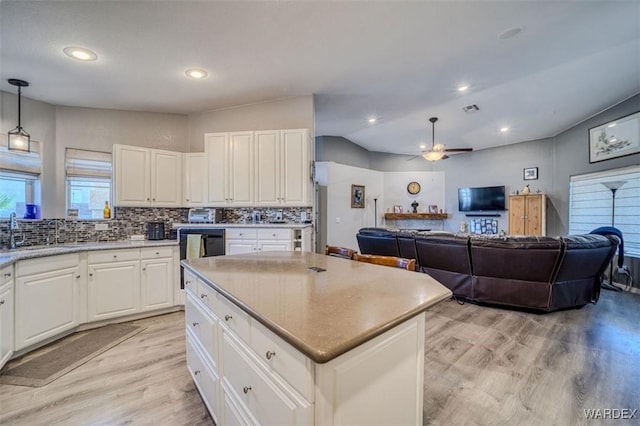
<box><xmin>422</xmin><ymin>150</ymin><xmax>445</xmax><ymax>161</ymax></box>
<box><xmin>432</xmin><ymin>143</ymin><xmax>446</xmax><ymax>152</ymax></box>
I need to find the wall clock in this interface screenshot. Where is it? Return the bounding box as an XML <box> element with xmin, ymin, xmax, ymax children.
<box><xmin>407</xmin><ymin>181</ymin><xmax>421</xmax><ymax>195</ymax></box>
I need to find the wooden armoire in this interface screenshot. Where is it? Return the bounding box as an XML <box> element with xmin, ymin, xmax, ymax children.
<box><xmin>508</xmin><ymin>194</ymin><xmax>546</xmax><ymax>236</ymax></box>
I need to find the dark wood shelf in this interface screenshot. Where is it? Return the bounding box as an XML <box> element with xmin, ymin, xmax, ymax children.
<box><xmin>384</xmin><ymin>213</ymin><xmax>448</xmax><ymax>220</ymax></box>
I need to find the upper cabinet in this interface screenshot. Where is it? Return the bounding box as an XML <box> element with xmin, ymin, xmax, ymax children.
<box><xmin>207</xmin><ymin>128</ymin><xmax>312</xmax><ymax>208</ymax></box>
<box><xmin>183</xmin><ymin>153</ymin><xmax>208</xmax><ymax>206</ymax></box>
<box><xmin>255</xmin><ymin>129</ymin><xmax>310</xmax><ymax>206</ymax></box>
<box><xmin>114</xmin><ymin>145</ymin><xmax>182</xmax><ymax>207</ymax></box>
<box><xmin>205</xmin><ymin>132</ymin><xmax>254</xmax><ymax>207</ymax></box>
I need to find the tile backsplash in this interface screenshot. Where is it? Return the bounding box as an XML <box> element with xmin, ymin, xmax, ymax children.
<box><xmin>0</xmin><ymin>207</ymin><xmax>312</xmax><ymax>249</ymax></box>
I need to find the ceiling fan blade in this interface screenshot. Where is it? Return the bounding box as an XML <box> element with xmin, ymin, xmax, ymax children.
<box><xmin>406</xmin><ymin>154</ymin><xmax>421</xmax><ymax>161</ymax></box>
<box><xmin>443</xmin><ymin>148</ymin><xmax>473</xmax><ymax>153</ymax></box>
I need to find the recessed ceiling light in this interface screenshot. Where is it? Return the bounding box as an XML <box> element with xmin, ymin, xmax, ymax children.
<box><xmin>185</xmin><ymin>68</ymin><xmax>208</xmax><ymax>79</ymax></box>
<box><xmin>457</xmin><ymin>85</ymin><xmax>469</xmax><ymax>92</ymax></box>
<box><xmin>608</xmin><ymin>123</ymin><xmax>617</xmax><ymax>128</ymax></box>
<box><xmin>368</xmin><ymin>117</ymin><xmax>377</xmax><ymax>124</ymax></box>
<box><xmin>498</xmin><ymin>27</ymin><xmax>523</xmax><ymax>40</ymax></box>
<box><xmin>500</xmin><ymin>127</ymin><xmax>509</xmax><ymax>133</ymax></box>
<box><xmin>63</xmin><ymin>46</ymin><xmax>98</xmax><ymax>62</ymax></box>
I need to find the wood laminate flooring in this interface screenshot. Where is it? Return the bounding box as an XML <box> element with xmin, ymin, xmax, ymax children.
<box><xmin>1</xmin><ymin>290</ymin><xmax>639</xmax><ymax>425</ymax></box>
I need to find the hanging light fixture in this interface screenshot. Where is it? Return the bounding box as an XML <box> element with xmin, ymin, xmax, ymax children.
<box><xmin>422</xmin><ymin>117</ymin><xmax>445</xmax><ymax>161</ymax></box>
<box><xmin>7</xmin><ymin>79</ymin><xmax>31</xmax><ymax>152</ymax></box>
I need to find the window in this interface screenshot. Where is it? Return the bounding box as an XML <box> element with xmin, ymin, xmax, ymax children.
<box><xmin>0</xmin><ymin>137</ymin><xmax>41</xmax><ymax>218</ymax></box>
<box><xmin>569</xmin><ymin>166</ymin><xmax>640</xmax><ymax>257</ymax></box>
<box><xmin>65</xmin><ymin>148</ymin><xmax>112</xmax><ymax>219</ymax></box>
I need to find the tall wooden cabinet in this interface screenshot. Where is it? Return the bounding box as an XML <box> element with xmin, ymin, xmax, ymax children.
<box><xmin>508</xmin><ymin>194</ymin><xmax>546</xmax><ymax>236</ymax></box>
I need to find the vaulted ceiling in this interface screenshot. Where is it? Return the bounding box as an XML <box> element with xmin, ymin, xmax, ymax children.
<box><xmin>1</xmin><ymin>1</ymin><xmax>638</xmax><ymax>155</ymax></box>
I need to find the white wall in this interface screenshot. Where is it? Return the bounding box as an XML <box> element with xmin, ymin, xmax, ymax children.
<box><xmin>316</xmin><ymin>162</ymin><xmax>384</xmax><ymax>251</ymax></box>
<box><xmin>188</xmin><ymin>95</ymin><xmax>315</xmax><ymax>151</ymax></box>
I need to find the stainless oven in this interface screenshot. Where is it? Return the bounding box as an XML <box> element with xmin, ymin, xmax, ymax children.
<box><xmin>178</xmin><ymin>227</ymin><xmax>225</xmax><ymax>288</ymax></box>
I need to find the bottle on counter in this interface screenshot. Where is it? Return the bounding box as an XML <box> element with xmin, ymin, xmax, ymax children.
<box><xmin>103</xmin><ymin>201</ymin><xmax>111</xmax><ymax>219</ymax></box>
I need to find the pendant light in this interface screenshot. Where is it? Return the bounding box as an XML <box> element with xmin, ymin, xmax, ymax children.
<box><xmin>7</xmin><ymin>79</ymin><xmax>31</xmax><ymax>153</ymax></box>
<box><xmin>422</xmin><ymin>117</ymin><xmax>445</xmax><ymax>161</ymax></box>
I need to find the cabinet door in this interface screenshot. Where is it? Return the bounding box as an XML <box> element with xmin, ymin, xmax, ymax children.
<box><xmin>15</xmin><ymin>266</ymin><xmax>80</xmax><ymax>350</ymax></box>
<box><xmin>88</xmin><ymin>261</ymin><xmax>140</xmax><ymax>321</ymax></box>
<box><xmin>255</xmin><ymin>130</ymin><xmax>280</xmax><ymax>206</ymax></box>
<box><xmin>525</xmin><ymin>195</ymin><xmax>544</xmax><ymax>236</ymax></box>
<box><xmin>205</xmin><ymin>133</ymin><xmax>230</xmax><ymax>206</ymax></box>
<box><xmin>226</xmin><ymin>240</ymin><xmax>256</xmax><ymax>255</ymax></box>
<box><xmin>0</xmin><ymin>284</ymin><xmax>14</xmax><ymax>368</ymax></box>
<box><xmin>115</xmin><ymin>145</ymin><xmax>151</xmax><ymax>206</ymax></box>
<box><xmin>141</xmin><ymin>258</ymin><xmax>174</xmax><ymax>311</ymax></box>
<box><xmin>508</xmin><ymin>195</ymin><xmax>526</xmax><ymax>235</ymax></box>
<box><xmin>257</xmin><ymin>240</ymin><xmax>292</xmax><ymax>252</ymax></box>
<box><xmin>281</xmin><ymin>129</ymin><xmax>309</xmax><ymax>206</ymax></box>
<box><xmin>184</xmin><ymin>153</ymin><xmax>208</xmax><ymax>206</ymax></box>
<box><xmin>229</xmin><ymin>132</ymin><xmax>254</xmax><ymax>206</ymax></box>
<box><xmin>151</xmin><ymin>149</ymin><xmax>182</xmax><ymax>207</ymax></box>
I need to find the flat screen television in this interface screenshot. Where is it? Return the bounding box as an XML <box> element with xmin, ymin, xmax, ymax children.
<box><xmin>458</xmin><ymin>185</ymin><xmax>506</xmax><ymax>212</ymax></box>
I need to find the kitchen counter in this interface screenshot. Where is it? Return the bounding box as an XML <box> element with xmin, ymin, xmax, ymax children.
<box><xmin>172</xmin><ymin>222</ymin><xmax>312</xmax><ymax>229</ymax></box>
<box><xmin>0</xmin><ymin>240</ymin><xmax>177</xmax><ymax>268</ymax></box>
<box><xmin>182</xmin><ymin>251</ymin><xmax>451</xmax><ymax>363</ymax></box>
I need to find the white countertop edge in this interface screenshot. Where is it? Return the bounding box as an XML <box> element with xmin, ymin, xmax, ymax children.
<box><xmin>0</xmin><ymin>240</ymin><xmax>178</xmax><ymax>268</ymax></box>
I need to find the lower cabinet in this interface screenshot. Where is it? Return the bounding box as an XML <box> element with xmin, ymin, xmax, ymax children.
<box><xmin>225</xmin><ymin>228</ymin><xmax>293</xmax><ymax>255</ymax></box>
<box><xmin>140</xmin><ymin>247</ymin><xmax>174</xmax><ymax>312</ymax></box>
<box><xmin>0</xmin><ymin>265</ymin><xmax>14</xmax><ymax>368</ymax></box>
<box><xmin>88</xmin><ymin>250</ymin><xmax>141</xmax><ymax>321</ymax></box>
<box><xmin>14</xmin><ymin>254</ymin><xmax>82</xmax><ymax>351</ymax></box>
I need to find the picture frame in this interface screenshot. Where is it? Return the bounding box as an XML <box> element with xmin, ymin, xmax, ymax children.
<box><xmin>351</xmin><ymin>184</ymin><xmax>365</xmax><ymax>208</ymax></box>
<box><xmin>589</xmin><ymin>111</ymin><xmax>640</xmax><ymax>163</ymax></box>
<box><xmin>393</xmin><ymin>205</ymin><xmax>403</xmax><ymax>213</ymax></box>
<box><xmin>523</xmin><ymin>167</ymin><xmax>538</xmax><ymax>180</ymax></box>
<box><xmin>428</xmin><ymin>205</ymin><xmax>439</xmax><ymax>214</ymax></box>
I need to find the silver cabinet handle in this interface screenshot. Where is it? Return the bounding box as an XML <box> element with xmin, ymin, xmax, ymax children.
<box><xmin>3</xmin><ymin>272</ymin><xmax>11</xmax><ymax>278</ymax></box>
<box><xmin>89</xmin><ymin>273</ymin><xmax>94</xmax><ymax>277</ymax></box>
<box><xmin>142</xmin><ymin>268</ymin><xmax>146</xmax><ymax>272</ymax></box>
<box><xmin>192</xmin><ymin>322</ymin><xmax>199</xmax><ymax>327</ymax></box>
<box><xmin>243</xmin><ymin>386</ymin><xmax>252</xmax><ymax>394</ymax></box>
<box><xmin>0</xmin><ymin>300</ymin><xmax>4</xmax><ymax>306</ymax></box>
<box><xmin>224</xmin><ymin>314</ymin><xmax>232</xmax><ymax>321</ymax></box>
<box><xmin>113</xmin><ymin>255</ymin><xmax>117</xmax><ymax>258</ymax></box>
<box><xmin>147</xmin><ymin>198</ymin><xmax>150</xmax><ymax>201</ymax></box>
<box><xmin>265</xmin><ymin>351</ymin><xmax>276</xmax><ymax>360</ymax></box>
<box><xmin>200</xmin><ymin>293</ymin><xmax>207</xmax><ymax>299</ymax></box>
<box><xmin>156</xmin><ymin>251</ymin><xmax>159</xmax><ymax>255</ymax></box>
<box><xmin>76</xmin><ymin>275</ymin><xmax>81</xmax><ymax>279</ymax></box>
<box><xmin>194</xmin><ymin>370</ymin><xmax>200</xmax><ymax>376</ymax></box>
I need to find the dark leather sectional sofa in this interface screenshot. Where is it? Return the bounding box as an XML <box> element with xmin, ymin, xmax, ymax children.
<box><xmin>356</xmin><ymin>228</ymin><xmax>619</xmax><ymax>312</ymax></box>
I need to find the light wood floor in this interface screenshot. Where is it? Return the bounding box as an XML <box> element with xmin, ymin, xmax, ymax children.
<box><xmin>1</xmin><ymin>290</ymin><xmax>639</xmax><ymax>425</ymax></box>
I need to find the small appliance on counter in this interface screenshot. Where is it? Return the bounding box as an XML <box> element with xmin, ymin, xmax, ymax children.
<box><xmin>147</xmin><ymin>222</ymin><xmax>165</xmax><ymax>240</ymax></box>
<box><xmin>188</xmin><ymin>208</ymin><xmax>223</xmax><ymax>223</ymax></box>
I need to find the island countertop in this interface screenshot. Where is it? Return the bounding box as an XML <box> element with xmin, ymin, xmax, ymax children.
<box><xmin>182</xmin><ymin>251</ymin><xmax>452</xmax><ymax>363</ymax></box>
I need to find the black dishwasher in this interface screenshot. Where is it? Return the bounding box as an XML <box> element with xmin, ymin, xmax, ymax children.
<box><xmin>178</xmin><ymin>227</ymin><xmax>225</xmax><ymax>288</ymax></box>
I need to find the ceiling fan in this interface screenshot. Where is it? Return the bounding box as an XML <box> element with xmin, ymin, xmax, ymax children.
<box><xmin>419</xmin><ymin>117</ymin><xmax>473</xmax><ymax>161</ymax></box>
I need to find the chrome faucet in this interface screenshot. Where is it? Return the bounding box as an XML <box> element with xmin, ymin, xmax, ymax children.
<box><xmin>9</xmin><ymin>212</ymin><xmax>18</xmax><ymax>249</ymax></box>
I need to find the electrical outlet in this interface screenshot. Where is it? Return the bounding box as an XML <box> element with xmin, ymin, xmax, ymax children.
<box><xmin>95</xmin><ymin>223</ymin><xmax>109</xmax><ymax>231</ymax></box>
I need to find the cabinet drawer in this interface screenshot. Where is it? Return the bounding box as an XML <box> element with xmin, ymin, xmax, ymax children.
<box><xmin>258</xmin><ymin>228</ymin><xmax>291</xmax><ymax>240</ymax></box>
<box><xmin>219</xmin><ymin>295</ymin><xmax>250</xmax><ymax>344</ymax></box>
<box><xmin>226</xmin><ymin>228</ymin><xmax>258</xmax><ymax>240</ymax></box>
<box><xmin>1</xmin><ymin>265</ymin><xmax>13</xmax><ymax>286</ymax></box>
<box><xmin>186</xmin><ymin>294</ymin><xmax>218</xmax><ymax>370</ymax></box>
<box><xmin>140</xmin><ymin>246</ymin><xmax>173</xmax><ymax>259</ymax></box>
<box><xmin>197</xmin><ymin>280</ymin><xmax>219</xmax><ymax>316</ymax></box>
<box><xmin>187</xmin><ymin>334</ymin><xmax>220</xmax><ymax>423</ymax></box>
<box><xmin>222</xmin><ymin>332</ymin><xmax>311</xmax><ymax>426</ymax></box>
<box><xmin>88</xmin><ymin>249</ymin><xmax>139</xmax><ymax>264</ymax></box>
<box><xmin>251</xmin><ymin>320</ymin><xmax>314</xmax><ymax>402</ymax></box>
<box><xmin>184</xmin><ymin>268</ymin><xmax>197</xmax><ymax>294</ymax></box>
<box><xmin>16</xmin><ymin>253</ymin><xmax>79</xmax><ymax>277</ymax></box>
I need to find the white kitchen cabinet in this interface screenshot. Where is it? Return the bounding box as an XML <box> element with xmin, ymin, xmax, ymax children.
<box><xmin>114</xmin><ymin>144</ymin><xmax>182</xmax><ymax>207</ymax></box>
<box><xmin>87</xmin><ymin>250</ymin><xmax>141</xmax><ymax>321</ymax></box>
<box><xmin>255</xmin><ymin>129</ymin><xmax>311</xmax><ymax>207</ymax></box>
<box><xmin>140</xmin><ymin>247</ymin><xmax>174</xmax><ymax>312</ymax></box>
<box><xmin>0</xmin><ymin>265</ymin><xmax>14</xmax><ymax>369</ymax></box>
<box><xmin>225</xmin><ymin>228</ymin><xmax>292</xmax><ymax>255</ymax></box>
<box><xmin>183</xmin><ymin>152</ymin><xmax>207</xmax><ymax>206</ymax></box>
<box><xmin>14</xmin><ymin>254</ymin><xmax>81</xmax><ymax>351</ymax></box>
<box><xmin>205</xmin><ymin>132</ymin><xmax>254</xmax><ymax>207</ymax></box>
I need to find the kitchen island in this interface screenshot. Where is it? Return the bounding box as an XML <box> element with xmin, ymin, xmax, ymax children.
<box><xmin>182</xmin><ymin>251</ymin><xmax>452</xmax><ymax>425</ymax></box>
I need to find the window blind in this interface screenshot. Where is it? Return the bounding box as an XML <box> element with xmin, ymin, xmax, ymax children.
<box><xmin>569</xmin><ymin>166</ymin><xmax>640</xmax><ymax>257</ymax></box>
<box><xmin>0</xmin><ymin>134</ymin><xmax>41</xmax><ymax>175</ymax></box>
<box><xmin>65</xmin><ymin>148</ymin><xmax>112</xmax><ymax>179</ymax></box>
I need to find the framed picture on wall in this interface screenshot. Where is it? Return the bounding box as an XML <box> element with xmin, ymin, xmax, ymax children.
<box><xmin>524</xmin><ymin>167</ymin><xmax>538</xmax><ymax>180</ymax></box>
<box><xmin>589</xmin><ymin>111</ymin><xmax>640</xmax><ymax>163</ymax></box>
<box><xmin>351</xmin><ymin>184</ymin><xmax>365</xmax><ymax>208</ymax></box>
